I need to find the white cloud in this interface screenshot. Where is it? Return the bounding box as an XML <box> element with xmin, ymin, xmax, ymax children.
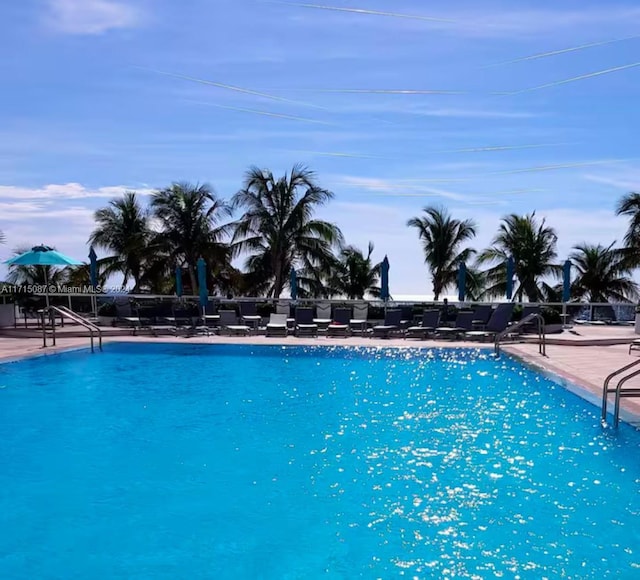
<box><xmin>46</xmin><ymin>0</ymin><xmax>141</xmax><ymax>35</ymax></box>
<box><xmin>0</xmin><ymin>183</ymin><xmax>153</xmax><ymax>201</ymax></box>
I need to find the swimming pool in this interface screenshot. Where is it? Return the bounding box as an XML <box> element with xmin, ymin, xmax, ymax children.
<box><xmin>1</xmin><ymin>343</ymin><xmax>639</xmax><ymax>578</ymax></box>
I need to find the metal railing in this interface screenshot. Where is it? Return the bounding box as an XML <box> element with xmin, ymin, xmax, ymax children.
<box><xmin>601</xmin><ymin>359</ymin><xmax>640</xmax><ymax>427</ymax></box>
<box><xmin>494</xmin><ymin>313</ymin><xmax>546</xmax><ymax>357</ymax></box>
<box><xmin>41</xmin><ymin>305</ymin><xmax>102</xmax><ymax>353</ymax></box>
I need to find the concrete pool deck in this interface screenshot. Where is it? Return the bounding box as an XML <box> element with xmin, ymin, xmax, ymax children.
<box><xmin>1</xmin><ymin>328</ymin><xmax>639</xmax><ymax>425</ymax></box>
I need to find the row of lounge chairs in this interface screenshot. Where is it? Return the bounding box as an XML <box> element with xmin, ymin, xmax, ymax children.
<box><xmin>112</xmin><ymin>300</ymin><xmax>540</xmax><ymax>340</ymax></box>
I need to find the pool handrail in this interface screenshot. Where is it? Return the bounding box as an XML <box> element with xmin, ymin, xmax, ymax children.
<box><xmin>41</xmin><ymin>305</ymin><xmax>103</xmax><ymax>353</ymax></box>
<box><xmin>494</xmin><ymin>313</ymin><xmax>546</xmax><ymax>357</ymax></box>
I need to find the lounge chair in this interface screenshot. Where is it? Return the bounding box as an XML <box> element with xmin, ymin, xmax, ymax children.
<box><xmin>465</xmin><ymin>303</ymin><xmax>515</xmax><ymax>342</ymax></box>
<box><xmin>507</xmin><ymin>305</ymin><xmax>541</xmax><ymax>335</ymax></box>
<box><xmin>265</xmin><ymin>313</ymin><xmax>288</xmax><ymax>337</ymax></box>
<box><xmin>405</xmin><ymin>310</ymin><xmax>440</xmax><ymax>340</ymax></box>
<box><xmin>239</xmin><ymin>302</ymin><xmax>262</xmax><ymax>331</ymax></box>
<box><xmin>470</xmin><ymin>305</ymin><xmax>492</xmax><ymax>330</ymax></box>
<box><xmin>435</xmin><ymin>311</ymin><xmax>475</xmax><ymax>340</ymax></box>
<box><xmin>115</xmin><ymin>301</ymin><xmax>142</xmax><ymax>331</ymax></box>
<box><xmin>350</xmin><ymin>303</ymin><xmax>369</xmax><ymax>335</ymax></box>
<box><xmin>218</xmin><ymin>310</ymin><xmax>251</xmax><ymax>336</ymax></box>
<box><xmin>313</xmin><ymin>302</ymin><xmax>332</xmax><ymax>331</ymax></box>
<box><xmin>327</xmin><ymin>308</ymin><xmax>351</xmax><ymax>338</ymax></box>
<box><xmin>294</xmin><ymin>307</ymin><xmax>319</xmax><ymax>337</ymax></box>
<box><xmin>276</xmin><ymin>301</ymin><xmax>295</xmax><ymax>331</ymax></box>
<box><xmin>372</xmin><ymin>309</ymin><xmax>403</xmax><ymax>339</ymax></box>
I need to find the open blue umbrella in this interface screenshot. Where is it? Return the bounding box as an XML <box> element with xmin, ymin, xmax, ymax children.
<box><xmin>175</xmin><ymin>265</ymin><xmax>183</xmax><ymax>298</ymax></box>
<box><xmin>457</xmin><ymin>262</ymin><xmax>466</xmax><ymax>302</ymax></box>
<box><xmin>89</xmin><ymin>246</ymin><xmax>98</xmax><ymax>289</ymax></box>
<box><xmin>380</xmin><ymin>256</ymin><xmax>390</xmax><ymax>301</ymax></box>
<box><xmin>197</xmin><ymin>257</ymin><xmax>208</xmax><ymax>311</ymax></box>
<box><xmin>4</xmin><ymin>245</ymin><xmax>82</xmax><ymax>307</ymax></box>
<box><xmin>290</xmin><ymin>268</ymin><xmax>298</xmax><ymax>300</ymax></box>
<box><xmin>562</xmin><ymin>260</ymin><xmax>571</xmax><ymax>303</ymax></box>
<box><xmin>506</xmin><ymin>256</ymin><xmax>514</xmax><ymax>301</ymax></box>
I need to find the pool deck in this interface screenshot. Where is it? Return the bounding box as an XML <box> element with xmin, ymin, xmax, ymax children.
<box><xmin>1</xmin><ymin>326</ymin><xmax>640</xmax><ymax>425</ymax></box>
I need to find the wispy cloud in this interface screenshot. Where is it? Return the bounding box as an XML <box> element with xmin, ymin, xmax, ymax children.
<box><xmin>139</xmin><ymin>67</ymin><xmax>328</xmax><ymax>111</ymax></box>
<box><xmin>583</xmin><ymin>172</ymin><xmax>640</xmax><ymax>190</ymax></box>
<box><xmin>438</xmin><ymin>143</ymin><xmax>570</xmax><ymax>154</ymax></box>
<box><xmin>415</xmin><ymin>108</ymin><xmax>538</xmax><ymax>119</ymax></box>
<box><xmin>269</xmin><ymin>88</ymin><xmax>465</xmax><ymax>95</ymax></box>
<box><xmin>484</xmin><ymin>34</ymin><xmax>640</xmax><ymax>68</ymax></box>
<box><xmin>491</xmin><ymin>159</ymin><xmax>632</xmax><ymax>175</ymax></box>
<box><xmin>265</xmin><ymin>2</ymin><xmax>456</xmax><ymax>23</ymax></box>
<box><xmin>185</xmin><ymin>100</ymin><xmax>332</xmax><ymax>125</ymax></box>
<box><xmin>270</xmin><ymin>3</ymin><xmax>640</xmax><ymax>40</ymax></box>
<box><xmin>508</xmin><ymin>62</ymin><xmax>640</xmax><ymax>95</ymax></box>
<box><xmin>0</xmin><ymin>183</ymin><xmax>153</xmax><ymax>201</ymax></box>
<box><xmin>334</xmin><ymin>176</ymin><xmax>505</xmax><ymax>204</ymax></box>
<box><xmin>45</xmin><ymin>0</ymin><xmax>141</xmax><ymax>35</ymax></box>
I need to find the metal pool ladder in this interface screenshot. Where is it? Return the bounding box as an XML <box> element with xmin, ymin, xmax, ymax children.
<box><xmin>41</xmin><ymin>305</ymin><xmax>103</xmax><ymax>353</ymax></box>
<box><xmin>601</xmin><ymin>359</ymin><xmax>640</xmax><ymax>427</ymax></box>
<box><xmin>494</xmin><ymin>313</ymin><xmax>546</xmax><ymax>357</ymax></box>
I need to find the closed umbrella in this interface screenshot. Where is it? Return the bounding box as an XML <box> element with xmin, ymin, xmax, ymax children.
<box><xmin>197</xmin><ymin>257</ymin><xmax>208</xmax><ymax>313</ymax></box>
<box><xmin>380</xmin><ymin>256</ymin><xmax>390</xmax><ymax>302</ymax></box>
<box><xmin>290</xmin><ymin>268</ymin><xmax>298</xmax><ymax>300</ymax></box>
<box><xmin>506</xmin><ymin>256</ymin><xmax>514</xmax><ymax>301</ymax></box>
<box><xmin>89</xmin><ymin>246</ymin><xmax>99</xmax><ymax>316</ymax></box>
<box><xmin>175</xmin><ymin>266</ymin><xmax>183</xmax><ymax>298</ymax></box>
<box><xmin>89</xmin><ymin>246</ymin><xmax>98</xmax><ymax>289</ymax></box>
<box><xmin>563</xmin><ymin>260</ymin><xmax>571</xmax><ymax>303</ymax></box>
<box><xmin>457</xmin><ymin>262</ymin><xmax>466</xmax><ymax>302</ymax></box>
<box><xmin>4</xmin><ymin>245</ymin><xmax>82</xmax><ymax>307</ymax></box>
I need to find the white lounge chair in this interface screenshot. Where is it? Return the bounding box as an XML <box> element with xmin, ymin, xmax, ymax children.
<box><xmin>266</xmin><ymin>313</ymin><xmax>288</xmax><ymax>337</ymax></box>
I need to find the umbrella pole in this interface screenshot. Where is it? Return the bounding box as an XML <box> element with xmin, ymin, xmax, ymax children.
<box><xmin>44</xmin><ymin>267</ymin><xmax>50</xmax><ymax>308</ymax></box>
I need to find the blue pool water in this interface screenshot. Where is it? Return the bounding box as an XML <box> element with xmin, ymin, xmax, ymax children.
<box><xmin>1</xmin><ymin>343</ymin><xmax>639</xmax><ymax>578</ymax></box>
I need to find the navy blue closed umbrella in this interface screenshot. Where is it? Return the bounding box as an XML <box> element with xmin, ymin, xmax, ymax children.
<box><xmin>380</xmin><ymin>256</ymin><xmax>390</xmax><ymax>301</ymax></box>
<box><xmin>197</xmin><ymin>258</ymin><xmax>208</xmax><ymax>310</ymax></box>
<box><xmin>89</xmin><ymin>246</ymin><xmax>98</xmax><ymax>289</ymax></box>
<box><xmin>563</xmin><ymin>260</ymin><xmax>571</xmax><ymax>303</ymax></box>
<box><xmin>290</xmin><ymin>268</ymin><xmax>298</xmax><ymax>300</ymax></box>
<box><xmin>457</xmin><ymin>262</ymin><xmax>466</xmax><ymax>302</ymax></box>
<box><xmin>506</xmin><ymin>256</ymin><xmax>514</xmax><ymax>301</ymax></box>
<box><xmin>175</xmin><ymin>266</ymin><xmax>183</xmax><ymax>298</ymax></box>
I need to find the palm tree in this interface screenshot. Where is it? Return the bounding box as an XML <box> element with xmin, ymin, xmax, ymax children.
<box><xmin>478</xmin><ymin>212</ymin><xmax>559</xmax><ymax>302</ymax></box>
<box><xmin>331</xmin><ymin>242</ymin><xmax>381</xmax><ymax>299</ymax></box>
<box><xmin>151</xmin><ymin>182</ymin><xmax>232</xmax><ymax>294</ymax></box>
<box><xmin>569</xmin><ymin>242</ymin><xmax>638</xmax><ymax>302</ymax></box>
<box><xmin>407</xmin><ymin>206</ymin><xmax>476</xmax><ymax>300</ymax></box>
<box><xmin>231</xmin><ymin>164</ymin><xmax>343</xmax><ymax>298</ymax></box>
<box><xmin>89</xmin><ymin>192</ymin><xmax>150</xmax><ymax>292</ymax></box>
<box><xmin>615</xmin><ymin>192</ymin><xmax>640</xmax><ymax>268</ymax></box>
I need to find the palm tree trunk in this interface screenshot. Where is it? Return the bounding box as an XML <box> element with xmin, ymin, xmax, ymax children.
<box><xmin>188</xmin><ymin>266</ymin><xmax>198</xmax><ymax>295</ymax></box>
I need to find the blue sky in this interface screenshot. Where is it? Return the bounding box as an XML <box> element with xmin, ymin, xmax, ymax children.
<box><xmin>1</xmin><ymin>0</ymin><xmax>639</xmax><ymax>295</ymax></box>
